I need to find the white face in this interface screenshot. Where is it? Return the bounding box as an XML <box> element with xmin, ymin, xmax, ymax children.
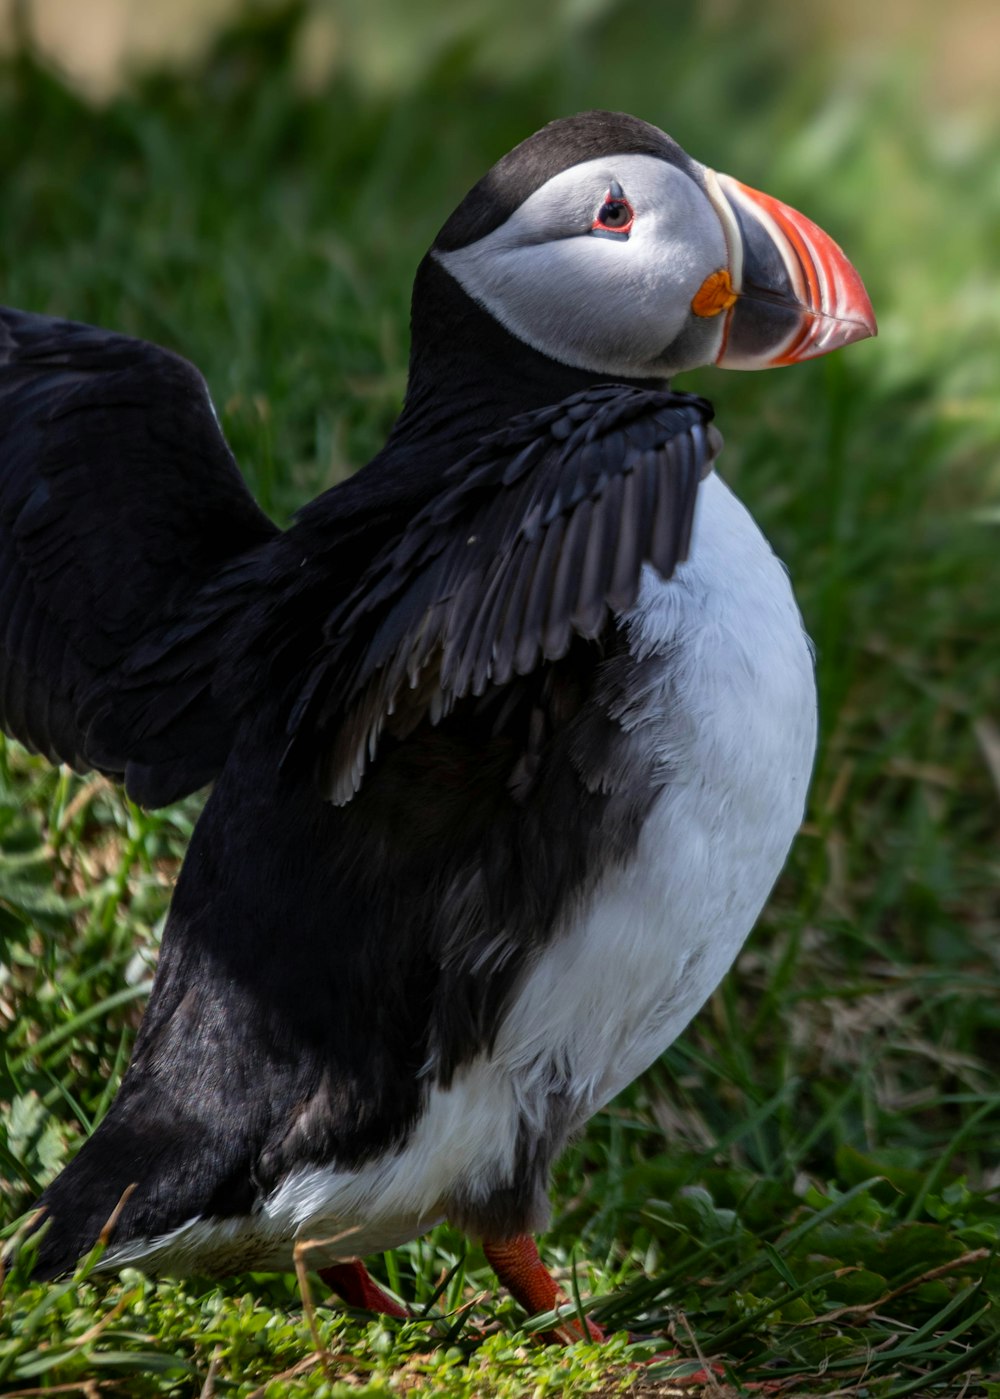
<box><xmin>434</xmin><ymin>153</ymin><xmax>729</xmax><ymax>380</ymax></box>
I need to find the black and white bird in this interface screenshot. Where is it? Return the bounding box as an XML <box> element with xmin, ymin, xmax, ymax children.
<box><xmin>0</xmin><ymin>111</ymin><xmax>874</xmax><ymax>1333</ymax></box>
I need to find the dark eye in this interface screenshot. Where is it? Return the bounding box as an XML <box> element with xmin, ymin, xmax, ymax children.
<box><xmin>591</xmin><ymin>189</ymin><xmax>634</xmax><ymax>239</ymax></box>
<box><xmin>596</xmin><ymin>200</ymin><xmax>631</xmax><ymax>228</ymax></box>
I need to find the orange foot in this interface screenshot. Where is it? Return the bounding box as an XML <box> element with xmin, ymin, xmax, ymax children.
<box><xmin>482</xmin><ymin>1234</ymin><xmax>605</xmax><ymax>1344</ymax></box>
<box><xmin>318</xmin><ymin>1258</ymin><xmax>409</xmax><ymax>1319</ymax></box>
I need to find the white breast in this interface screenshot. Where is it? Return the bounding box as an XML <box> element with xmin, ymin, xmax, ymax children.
<box><xmin>112</xmin><ymin>471</ymin><xmax>817</xmax><ymax>1274</ymax></box>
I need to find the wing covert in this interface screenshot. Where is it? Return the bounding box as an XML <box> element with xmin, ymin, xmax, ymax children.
<box><xmin>294</xmin><ymin>385</ymin><xmax>720</xmax><ymax>803</ymax></box>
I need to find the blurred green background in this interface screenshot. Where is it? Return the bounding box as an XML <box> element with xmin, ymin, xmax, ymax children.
<box><xmin>1</xmin><ymin>2</ymin><xmax>998</xmax><ymax>1393</ymax></box>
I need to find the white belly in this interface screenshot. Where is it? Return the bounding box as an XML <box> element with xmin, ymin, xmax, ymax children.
<box><xmin>111</xmin><ymin>472</ymin><xmax>817</xmax><ymax>1274</ymax></box>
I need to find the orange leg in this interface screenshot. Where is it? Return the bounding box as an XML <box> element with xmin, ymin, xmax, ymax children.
<box><xmin>317</xmin><ymin>1259</ymin><xmax>409</xmax><ymax>1319</ymax></box>
<box><xmin>483</xmin><ymin>1234</ymin><xmax>604</xmax><ymax>1343</ymax></box>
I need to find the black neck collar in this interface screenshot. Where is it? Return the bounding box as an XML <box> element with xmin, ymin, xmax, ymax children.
<box><xmin>308</xmin><ymin>256</ymin><xmax>670</xmax><ymax>532</ymax></box>
<box><xmin>387</xmin><ymin>255</ymin><xmax>667</xmax><ymax>459</ymax></box>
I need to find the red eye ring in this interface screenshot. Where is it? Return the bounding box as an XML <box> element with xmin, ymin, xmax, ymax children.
<box><xmin>591</xmin><ymin>191</ymin><xmax>634</xmax><ymax>237</ymax></box>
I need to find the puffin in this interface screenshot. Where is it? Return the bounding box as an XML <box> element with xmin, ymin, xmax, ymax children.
<box><xmin>0</xmin><ymin>111</ymin><xmax>874</xmax><ymax>1337</ymax></box>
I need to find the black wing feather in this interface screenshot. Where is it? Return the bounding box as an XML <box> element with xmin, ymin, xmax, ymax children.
<box><xmin>609</xmin><ymin>466</ymin><xmax>642</xmax><ymax>612</ymax></box>
<box><xmin>0</xmin><ymin>306</ymin><xmax>278</xmax><ymax>804</ymax></box>
<box><xmin>293</xmin><ymin>385</ymin><xmax>719</xmax><ymax>804</ymax></box>
<box><xmin>543</xmin><ymin>496</ymin><xmax>593</xmax><ymax>659</ymax></box>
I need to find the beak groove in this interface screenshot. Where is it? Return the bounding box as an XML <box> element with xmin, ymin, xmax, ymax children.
<box><xmin>709</xmin><ymin>171</ymin><xmax>876</xmax><ymax>369</ymax></box>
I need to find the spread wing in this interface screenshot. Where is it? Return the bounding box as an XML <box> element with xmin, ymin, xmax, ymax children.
<box><xmin>0</xmin><ymin>306</ymin><xmax>278</xmax><ymax>805</ymax></box>
<box><xmin>291</xmin><ymin>385</ymin><xmax>720</xmax><ymax>803</ymax></box>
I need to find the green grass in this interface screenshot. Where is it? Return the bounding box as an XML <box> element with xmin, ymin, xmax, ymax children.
<box><xmin>2</xmin><ymin>2</ymin><xmax>1000</xmax><ymax>1394</ymax></box>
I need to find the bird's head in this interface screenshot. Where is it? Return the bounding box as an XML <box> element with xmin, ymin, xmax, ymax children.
<box><xmin>424</xmin><ymin>110</ymin><xmax>875</xmax><ymax>385</ymax></box>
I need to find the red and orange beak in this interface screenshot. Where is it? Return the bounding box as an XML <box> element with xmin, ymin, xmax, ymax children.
<box><xmin>695</xmin><ymin>168</ymin><xmax>876</xmax><ymax>368</ymax></box>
